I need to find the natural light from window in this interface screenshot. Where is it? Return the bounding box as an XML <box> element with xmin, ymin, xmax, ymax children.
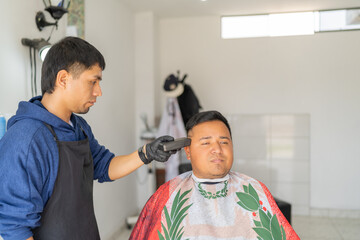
<box><xmin>222</xmin><ymin>8</ymin><xmax>360</xmax><ymax>39</ymax></box>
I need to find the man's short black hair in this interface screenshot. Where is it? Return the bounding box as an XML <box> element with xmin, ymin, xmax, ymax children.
<box><xmin>41</xmin><ymin>36</ymin><xmax>106</xmax><ymax>95</ymax></box>
<box><xmin>185</xmin><ymin>110</ymin><xmax>232</xmax><ymax>137</ymax></box>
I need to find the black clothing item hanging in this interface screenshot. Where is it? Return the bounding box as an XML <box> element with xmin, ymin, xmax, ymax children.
<box><xmin>177</xmin><ymin>83</ymin><xmax>202</xmax><ymax>125</ymax></box>
<box><xmin>163</xmin><ymin>70</ymin><xmax>202</xmax><ymax>125</ymax></box>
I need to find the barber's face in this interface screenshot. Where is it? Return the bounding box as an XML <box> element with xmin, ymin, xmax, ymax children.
<box><xmin>184</xmin><ymin>120</ymin><xmax>233</xmax><ymax>179</ymax></box>
<box><xmin>66</xmin><ymin>64</ymin><xmax>102</xmax><ymax>114</ymax></box>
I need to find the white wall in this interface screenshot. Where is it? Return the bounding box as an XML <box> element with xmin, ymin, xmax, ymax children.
<box><xmin>134</xmin><ymin>12</ymin><xmax>158</xmax><ymax>211</ymax></box>
<box><xmin>158</xmin><ymin>16</ymin><xmax>360</xmax><ymax>212</ymax></box>
<box><xmin>227</xmin><ymin>113</ymin><xmax>311</xmax><ymax>215</ymax></box>
<box><xmin>0</xmin><ymin>0</ymin><xmax>66</xmax><ymax>115</ymax></box>
<box><xmin>85</xmin><ymin>0</ymin><xmax>138</xmax><ymax>238</ymax></box>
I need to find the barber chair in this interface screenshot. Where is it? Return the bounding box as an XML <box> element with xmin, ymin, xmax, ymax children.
<box><xmin>273</xmin><ymin>197</ymin><xmax>291</xmax><ymax>224</ymax></box>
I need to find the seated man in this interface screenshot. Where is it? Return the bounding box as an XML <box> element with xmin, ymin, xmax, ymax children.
<box><xmin>130</xmin><ymin>111</ymin><xmax>299</xmax><ymax>240</ymax></box>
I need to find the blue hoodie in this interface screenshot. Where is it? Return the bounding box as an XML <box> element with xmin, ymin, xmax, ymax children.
<box><xmin>0</xmin><ymin>96</ymin><xmax>115</xmax><ymax>240</ymax></box>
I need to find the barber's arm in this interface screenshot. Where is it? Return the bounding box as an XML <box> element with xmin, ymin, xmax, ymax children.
<box><xmin>108</xmin><ymin>135</ymin><xmax>176</xmax><ymax>180</ymax></box>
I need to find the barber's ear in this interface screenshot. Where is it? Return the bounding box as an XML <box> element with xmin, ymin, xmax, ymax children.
<box><xmin>184</xmin><ymin>146</ymin><xmax>191</xmax><ymax>160</ymax></box>
<box><xmin>56</xmin><ymin>70</ymin><xmax>70</xmax><ymax>90</ymax></box>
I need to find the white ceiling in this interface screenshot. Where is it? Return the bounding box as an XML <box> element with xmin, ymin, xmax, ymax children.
<box><xmin>120</xmin><ymin>0</ymin><xmax>360</xmax><ymax>18</ymax></box>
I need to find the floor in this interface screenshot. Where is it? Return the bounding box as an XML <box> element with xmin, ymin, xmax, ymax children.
<box><xmin>0</xmin><ymin>215</ymin><xmax>357</xmax><ymax>240</ymax></box>
<box><xmin>116</xmin><ymin>215</ymin><xmax>360</xmax><ymax>240</ymax></box>
<box><xmin>291</xmin><ymin>216</ymin><xmax>360</xmax><ymax>240</ymax></box>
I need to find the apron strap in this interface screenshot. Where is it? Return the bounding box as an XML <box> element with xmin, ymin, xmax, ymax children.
<box><xmin>43</xmin><ymin>123</ymin><xmax>58</xmax><ymax>141</ymax></box>
<box><xmin>43</xmin><ymin>123</ymin><xmax>88</xmax><ymax>141</ymax></box>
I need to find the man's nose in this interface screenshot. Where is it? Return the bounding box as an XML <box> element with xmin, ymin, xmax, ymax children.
<box><xmin>94</xmin><ymin>84</ymin><xmax>102</xmax><ymax>97</ymax></box>
<box><xmin>211</xmin><ymin>142</ymin><xmax>222</xmax><ymax>154</ymax></box>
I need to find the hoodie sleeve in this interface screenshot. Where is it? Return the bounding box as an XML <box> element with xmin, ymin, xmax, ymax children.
<box><xmin>0</xmin><ymin>123</ymin><xmax>59</xmax><ymax>240</ymax></box>
<box><xmin>76</xmin><ymin>116</ymin><xmax>115</xmax><ymax>183</ymax></box>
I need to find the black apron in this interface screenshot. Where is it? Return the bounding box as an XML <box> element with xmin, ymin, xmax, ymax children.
<box><xmin>33</xmin><ymin>123</ymin><xmax>100</xmax><ymax>239</ymax></box>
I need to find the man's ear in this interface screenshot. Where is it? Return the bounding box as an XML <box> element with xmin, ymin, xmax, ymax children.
<box><xmin>184</xmin><ymin>146</ymin><xmax>191</xmax><ymax>160</ymax></box>
<box><xmin>55</xmin><ymin>70</ymin><xmax>70</xmax><ymax>90</ymax></box>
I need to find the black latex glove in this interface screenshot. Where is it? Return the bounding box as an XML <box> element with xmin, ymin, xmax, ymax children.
<box><xmin>139</xmin><ymin>135</ymin><xmax>177</xmax><ymax>164</ymax></box>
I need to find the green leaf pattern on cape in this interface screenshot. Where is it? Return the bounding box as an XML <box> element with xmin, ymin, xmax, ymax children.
<box><xmin>158</xmin><ymin>189</ymin><xmax>193</xmax><ymax>240</ymax></box>
<box><xmin>236</xmin><ymin>183</ymin><xmax>287</xmax><ymax>240</ymax></box>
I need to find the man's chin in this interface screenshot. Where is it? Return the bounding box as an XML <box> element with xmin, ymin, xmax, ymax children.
<box><xmin>76</xmin><ymin>108</ymin><xmax>90</xmax><ymax>115</ymax></box>
<box><xmin>210</xmin><ymin>169</ymin><xmax>230</xmax><ymax>179</ymax></box>
<box><xmin>212</xmin><ymin>173</ymin><xmax>229</xmax><ymax>179</ymax></box>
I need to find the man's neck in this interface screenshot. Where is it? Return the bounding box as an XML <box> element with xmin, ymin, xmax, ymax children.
<box><xmin>41</xmin><ymin>93</ymin><xmax>72</xmax><ymax>123</ymax></box>
<box><xmin>192</xmin><ymin>173</ymin><xmax>230</xmax><ymax>183</ymax></box>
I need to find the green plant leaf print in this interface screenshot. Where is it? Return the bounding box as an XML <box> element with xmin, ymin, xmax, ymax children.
<box><xmin>270</xmin><ymin>214</ymin><xmax>282</xmax><ymax>240</ymax></box>
<box><xmin>236</xmin><ymin>184</ymin><xmax>287</xmax><ymax>240</ymax></box>
<box><xmin>243</xmin><ymin>185</ymin><xmax>249</xmax><ymax>193</ymax></box>
<box><xmin>236</xmin><ymin>192</ymin><xmax>260</xmax><ymax>211</ymax></box>
<box><xmin>254</xmin><ymin>220</ymin><xmax>262</xmax><ymax>227</ymax></box>
<box><xmin>281</xmin><ymin>225</ymin><xmax>286</xmax><ymax>240</ymax></box>
<box><xmin>158</xmin><ymin>188</ymin><xmax>192</xmax><ymax>240</ymax></box>
<box><xmin>259</xmin><ymin>209</ymin><xmax>271</xmax><ymax>230</ymax></box>
<box><xmin>253</xmin><ymin>227</ymin><xmax>273</xmax><ymax>240</ymax></box>
<box><xmin>248</xmin><ymin>183</ymin><xmax>260</xmax><ymax>203</ymax></box>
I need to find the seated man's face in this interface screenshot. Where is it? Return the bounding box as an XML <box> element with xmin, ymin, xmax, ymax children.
<box><xmin>184</xmin><ymin>120</ymin><xmax>233</xmax><ymax>179</ymax></box>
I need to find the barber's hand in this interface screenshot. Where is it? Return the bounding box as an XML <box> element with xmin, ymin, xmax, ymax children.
<box><xmin>139</xmin><ymin>136</ymin><xmax>177</xmax><ymax>164</ymax></box>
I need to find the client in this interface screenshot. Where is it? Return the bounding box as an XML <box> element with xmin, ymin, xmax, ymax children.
<box><xmin>130</xmin><ymin>110</ymin><xmax>299</xmax><ymax>240</ymax></box>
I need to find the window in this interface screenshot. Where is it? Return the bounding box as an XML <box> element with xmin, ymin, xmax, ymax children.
<box><xmin>317</xmin><ymin>9</ymin><xmax>360</xmax><ymax>32</ymax></box>
<box><xmin>221</xmin><ymin>8</ymin><xmax>360</xmax><ymax>39</ymax></box>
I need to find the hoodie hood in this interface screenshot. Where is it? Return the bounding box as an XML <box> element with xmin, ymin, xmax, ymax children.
<box><xmin>7</xmin><ymin>96</ymin><xmax>74</xmax><ymax>133</ymax></box>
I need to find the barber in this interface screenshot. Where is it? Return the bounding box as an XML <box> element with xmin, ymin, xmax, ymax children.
<box><xmin>0</xmin><ymin>37</ymin><xmax>176</xmax><ymax>240</ymax></box>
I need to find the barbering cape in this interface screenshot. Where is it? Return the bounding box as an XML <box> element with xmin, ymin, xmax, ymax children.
<box><xmin>130</xmin><ymin>171</ymin><xmax>299</xmax><ymax>240</ymax></box>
